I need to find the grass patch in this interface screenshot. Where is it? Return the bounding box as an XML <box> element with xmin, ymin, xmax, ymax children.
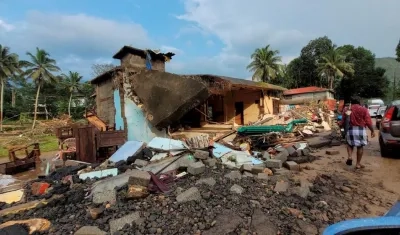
<box><xmin>0</xmin><ymin>135</ymin><xmax>59</xmax><ymax>159</ymax></box>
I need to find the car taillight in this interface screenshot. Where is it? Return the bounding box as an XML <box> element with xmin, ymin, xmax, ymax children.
<box><xmin>382</xmin><ymin>107</ymin><xmax>395</xmax><ymax>131</ymax></box>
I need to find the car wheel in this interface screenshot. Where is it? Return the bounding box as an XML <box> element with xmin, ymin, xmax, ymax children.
<box><xmin>379</xmin><ymin>137</ymin><xmax>391</xmax><ymax>158</ymax></box>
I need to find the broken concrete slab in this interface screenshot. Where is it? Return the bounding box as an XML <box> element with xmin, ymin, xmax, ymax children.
<box><xmin>239</xmin><ymin>164</ymin><xmax>252</xmax><ymax>173</ymax></box>
<box><xmin>274</xmin><ymin>181</ymin><xmax>289</xmax><ymax>193</ymax></box>
<box><xmin>251</xmin><ymin>166</ymin><xmax>264</xmax><ymax>174</ymax></box>
<box><xmin>286</xmin><ymin>146</ymin><xmax>297</xmax><ymax>157</ymax></box>
<box><xmin>195</xmin><ymin>178</ymin><xmax>216</xmax><ymax>187</ymax></box>
<box><xmin>274</xmin><ymin>149</ymin><xmax>289</xmax><ymax>163</ymax></box>
<box><xmin>273</xmin><ymin>168</ymin><xmax>291</xmax><ymax>176</ymax></box>
<box><xmin>187</xmin><ymin>161</ymin><xmax>205</xmax><ymax>175</ymax></box>
<box><xmin>203</xmin><ymin>158</ymin><xmax>217</xmax><ymax>167</ymax></box>
<box><xmin>224</xmin><ymin>171</ymin><xmax>242</xmax><ymax>181</ymax></box>
<box><xmin>202</xmin><ymin>211</ymin><xmax>243</xmax><ymax>235</ymax></box>
<box><xmin>243</xmin><ymin>172</ymin><xmax>254</xmax><ymax>178</ymax></box>
<box><xmin>128</xmin><ymin>170</ymin><xmax>151</xmax><ymax>187</ymax></box>
<box><xmin>74</xmin><ymin>226</ymin><xmax>106</xmax><ymax>235</ymax></box>
<box><xmin>265</xmin><ymin>159</ymin><xmax>282</xmax><ymax>169</ymax></box>
<box><xmin>91</xmin><ymin>170</ymin><xmax>148</xmax><ymax>194</ymax></box>
<box><xmin>230</xmin><ymin>184</ymin><xmax>244</xmax><ymax>194</ymax></box>
<box><xmin>129</xmin><ymin>70</ymin><xmax>211</xmax><ymax>128</ymax></box>
<box><xmin>109</xmin><ymin>212</ymin><xmax>144</xmax><ymax>235</ymax></box>
<box><xmin>284</xmin><ymin>161</ymin><xmax>300</xmax><ymax>171</ymax></box>
<box><xmin>176</xmin><ymin>187</ymin><xmax>201</xmax><ymax>203</ymax></box>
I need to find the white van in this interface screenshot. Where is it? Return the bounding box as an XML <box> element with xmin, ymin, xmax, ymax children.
<box><xmin>366</xmin><ymin>99</ymin><xmax>384</xmax><ymax>117</ymax></box>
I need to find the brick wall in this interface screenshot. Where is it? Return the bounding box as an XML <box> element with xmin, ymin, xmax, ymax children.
<box><xmin>121</xmin><ymin>54</ymin><xmax>165</xmax><ymax>71</ymax></box>
<box><xmin>95</xmin><ymin>79</ymin><xmax>115</xmax><ymax>125</ymax></box>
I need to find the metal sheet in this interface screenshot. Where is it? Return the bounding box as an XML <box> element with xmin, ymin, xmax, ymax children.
<box><xmin>109</xmin><ymin>141</ymin><xmax>144</xmax><ymax>162</ymax></box>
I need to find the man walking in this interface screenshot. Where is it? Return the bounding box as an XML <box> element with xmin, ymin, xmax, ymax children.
<box><xmin>340</xmin><ymin>96</ymin><xmax>375</xmax><ymax>169</ymax></box>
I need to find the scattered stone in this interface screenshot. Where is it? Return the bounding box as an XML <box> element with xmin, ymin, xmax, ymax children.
<box><xmin>224</xmin><ymin>171</ymin><xmax>242</xmax><ymax>181</ymax></box>
<box><xmin>340</xmin><ymin>186</ymin><xmax>351</xmax><ymax>192</ymax></box>
<box><xmin>266</xmin><ymin>159</ymin><xmax>282</xmax><ymax>169</ymax></box>
<box><xmin>287</xmin><ymin>208</ymin><xmax>304</xmax><ymax>218</ymax></box>
<box><xmin>202</xmin><ymin>211</ymin><xmax>242</xmax><ymax>235</ymax></box>
<box><xmin>296</xmin><ymin>149</ymin><xmax>303</xmax><ymax>156</ymax></box>
<box><xmin>230</xmin><ymin>184</ymin><xmax>244</xmax><ymax>194</ymax></box>
<box><xmin>187</xmin><ymin>161</ymin><xmax>206</xmax><ymax>175</ymax></box>
<box><xmin>203</xmin><ymin>158</ymin><xmax>217</xmax><ymax>167</ymax></box>
<box><xmin>109</xmin><ymin>212</ymin><xmax>143</xmax><ymax>234</ymax></box>
<box><xmin>257</xmin><ymin>173</ymin><xmax>269</xmax><ymax>181</ymax></box>
<box><xmin>274</xmin><ymin>168</ymin><xmax>291</xmax><ymax>176</ymax></box>
<box><xmin>326</xmin><ymin>150</ymin><xmax>340</xmax><ymax>155</ymax></box>
<box><xmin>262</xmin><ymin>152</ymin><xmax>270</xmax><ymax>160</ymax></box>
<box><xmin>274</xmin><ymin>181</ymin><xmax>289</xmax><ymax>192</ymax></box>
<box><xmin>243</xmin><ymin>172</ymin><xmax>254</xmax><ymax>178</ymax></box>
<box><xmin>300</xmin><ymin>179</ymin><xmax>313</xmax><ymax>188</ymax></box>
<box><xmin>126</xmin><ymin>184</ymin><xmax>149</xmax><ymax>199</ymax></box>
<box><xmin>128</xmin><ymin>170</ymin><xmax>151</xmax><ymax>187</ymax></box>
<box><xmin>263</xmin><ymin>168</ymin><xmax>273</xmax><ymax>176</ymax></box>
<box><xmin>93</xmin><ymin>190</ymin><xmax>116</xmax><ymax>204</ymax></box>
<box><xmin>133</xmin><ymin>159</ymin><xmax>149</xmax><ymax>167</ymax></box>
<box><xmin>240</xmin><ymin>164</ymin><xmax>252</xmax><ymax>172</ymax></box>
<box><xmin>176</xmin><ymin>187</ymin><xmax>201</xmax><ymax>203</ymax></box>
<box><xmin>195</xmin><ymin>177</ymin><xmax>216</xmax><ymax>187</ymax></box>
<box><xmin>193</xmin><ymin>150</ymin><xmax>209</xmax><ymax>160</ymax></box>
<box><xmin>88</xmin><ymin>206</ymin><xmax>104</xmax><ymax>220</ymax></box>
<box><xmin>302</xmin><ymin>148</ymin><xmax>311</xmax><ymax>156</ymax></box>
<box><xmin>284</xmin><ymin>161</ymin><xmax>301</xmax><ymax>171</ymax></box>
<box><xmin>251</xmin><ymin>166</ymin><xmax>264</xmax><ymax>174</ymax></box>
<box><xmin>74</xmin><ymin>226</ymin><xmax>106</xmax><ymax>235</ymax></box>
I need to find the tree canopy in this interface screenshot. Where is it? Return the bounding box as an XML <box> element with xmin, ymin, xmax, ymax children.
<box><xmin>247</xmin><ymin>45</ymin><xmax>282</xmax><ymax>82</ymax></box>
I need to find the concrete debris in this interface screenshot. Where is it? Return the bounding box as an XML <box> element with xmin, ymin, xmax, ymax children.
<box><xmin>257</xmin><ymin>173</ymin><xmax>269</xmax><ymax>181</ymax></box>
<box><xmin>74</xmin><ymin>226</ymin><xmax>106</xmax><ymax>235</ymax></box>
<box><xmin>193</xmin><ymin>150</ymin><xmax>209</xmax><ymax>160</ymax></box>
<box><xmin>195</xmin><ymin>178</ymin><xmax>216</xmax><ymax>187</ymax></box>
<box><xmin>266</xmin><ymin>159</ymin><xmax>283</xmax><ymax>169</ymax></box>
<box><xmin>203</xmin><ymin>158</ymin><xmax>217</xmax><ymax>167</ymax></box>
<box><xmin>230</xmin><ymin>184</ymin><xmax>244</xmax><ymax>194</ymax></box>
<box><xmin>93</xmin><ymin>190</ymin><xmax>116</xmax><ymax>204</ymax></box>
<box><xmin>128</xmin><ymin>170</ymin><xmax>151</xmax><ymax>187</ymax></box>
<box><xmin>239</xmin><ymin>164</ymin><xmax>252</xmax><ymax>173</ymax></box>
<box><xmin>224</xmin><ymin>171</ymin><xmax>242</xmax><ymax>181</ymax></box>
<box><xmin>109</xmin><ymin>212</ymin><xmax>143</xmax><ymax>234</ymax></box>
<box><xmin>126</xmin><ymin>184</ymin><xmax>149</xmax><ymax>199</ymax></box>
<box><xmin>133</xmin><ymin>159</ymin><xmax>149</xmax><ymax>167</ymax></box>
<box><xmin>187</xmin><ymin>161</ymin><xmax>206</xmax><ymax>175</ymax></box>
<box><xmin>176</xmin><ymin>187</ymin><xmax>202</xmax><ymax>203</ymax></box>
<box><xmin>284</xmin><ymin>161</ymin><xmax>301</xmax><ymax>171</ymax></box>
<box><xmin>88</xmin><ymin>207</ymin><xmax>104</xmax><ymax>220</ymax></box>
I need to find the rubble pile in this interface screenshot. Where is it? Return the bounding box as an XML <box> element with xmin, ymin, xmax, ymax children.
<box><xmin>0</xmin><ymin>155</ymin><xmax>389</xmax><ymax>235</ymax></box>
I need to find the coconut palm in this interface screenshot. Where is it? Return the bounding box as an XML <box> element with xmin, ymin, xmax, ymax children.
<box><xmin>61</xmin><ymin>71</ymin><xmax>83</xmax><ymax>117</ymax></box>
<box><xmin>318</xmin><ymin>48</ymin><xmax>355</xmax><ymax>89</ymax></box>
<box><xmin>0</xmin><ymin>45</ymin><xmax>21</xmax><ymax>131</ymax></box>
<box><xmin>247</xmin><ymin>45</ymin><xmax>282</xmax><ymax>82</ymax></box>
<box><xmin>21</xmin><ymin>48</ymin><xmax>60</xmax><ymax>130</ymax></box>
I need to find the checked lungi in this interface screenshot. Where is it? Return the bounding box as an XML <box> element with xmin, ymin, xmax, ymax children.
<box><xmin>346</xmin><ymin>126</ymin><xmax>368</xmax><ymax>147</ymax></box>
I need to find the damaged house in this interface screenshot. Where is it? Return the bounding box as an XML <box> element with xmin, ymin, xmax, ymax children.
<box><xmin>91</xmin><ymin>46</ymin><xmax>286</xmax><ymax>142</ymax></box>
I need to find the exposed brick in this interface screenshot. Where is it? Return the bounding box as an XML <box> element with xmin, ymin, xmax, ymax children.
<box><xmin>187</xmin><ymin>161</ymin><xmax>205</xmax><ymax>175</ymax></box>
<box><xmin>284</xmin><ymin>161</ymin><xmax>301</xmax><ymax>171</ymax></box>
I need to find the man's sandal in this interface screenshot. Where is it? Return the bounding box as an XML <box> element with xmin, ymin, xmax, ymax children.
<box><xmin>346</xmin><ymin>159</ymin><xmax>353</xmax><ymax>166</ymax></box>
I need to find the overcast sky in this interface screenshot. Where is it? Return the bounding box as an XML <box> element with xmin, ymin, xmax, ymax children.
<box><xmin>1</xmin><ymin>0</ymin><xmax>399</xmax><ymax>80</ymax></box>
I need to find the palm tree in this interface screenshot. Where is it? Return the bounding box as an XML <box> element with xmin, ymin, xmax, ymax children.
<box><xmin>317</xmin><ymin>48</ymin><xmax>355</xmax><ymax>89</ymax></box>
<box><xmin>247</xmin><ymin>45</ymin><xmax>282</xmax><ymax>82</ymax></box>
<box><xmin>0</xmin><ymin>45</ymin><xmax>21</xmax><ymax>131</ymax></box>
<box><xmin>21</xmin><ymin>48</ymin><xmax>60</xmax><ymax>130</ymax></box>
<box><xmin>61</xmin><ymin>71</ymin><xmax>83</xmax><ymax>117</ymax></box>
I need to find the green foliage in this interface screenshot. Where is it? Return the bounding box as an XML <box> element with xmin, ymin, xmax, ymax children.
<box><xmin>396</xmin><ymin>40</ymin><xmax>400</xmax><ymax>63</ymax></box>
<box><xmin>247</xmin><ymin>45</ymin><xmax>282</xmax><ymax>82</ymax></box>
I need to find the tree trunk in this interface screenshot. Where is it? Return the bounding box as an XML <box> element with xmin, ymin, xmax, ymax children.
<box><xmin>32</xmin><ymin>83</ymin><xmax>41</xmax><ymax>130</ymax></box>
<box><xmin>11</xmin><ymin>88</ymin><xmax>16</xmax><ymax>108</ymax></box>
<box><xmin>68</xmin><ymin>92</ymin><xmax>72</xmax><ymax>117</ymax></box>
<box><xmin>0</xmin><ymin>80</ymin><xmax>4</xmax><ymax>132</ymax></box>
<box><xmin>329</xmin><ymin>75</ymin><xmax>334</xmax><ymax>90</ymax></box>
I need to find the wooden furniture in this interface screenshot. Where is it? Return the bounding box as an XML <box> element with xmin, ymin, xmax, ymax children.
<box><xmin>0</xmin><ymin>143</ymin><xmax>41</xmax><ymax>175</ymax></box>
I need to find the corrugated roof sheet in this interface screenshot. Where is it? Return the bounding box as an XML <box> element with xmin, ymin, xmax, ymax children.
<box><xmin>113</xmin><ymin>46</ymin><xmax>175</xmax><ymax>61</ymax></box>
<box><xmin>283</xmin><ymin>86</ymin><xmax>328</xmax><ymax>95</ymax></box>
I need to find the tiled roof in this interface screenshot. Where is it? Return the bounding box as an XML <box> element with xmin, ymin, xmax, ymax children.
<box><xmin>283</xmin><ymin>86</ymin><xmax>329</xmax><ymax>96</ymax></box>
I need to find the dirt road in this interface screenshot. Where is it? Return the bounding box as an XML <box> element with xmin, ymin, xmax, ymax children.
<box><xmin>296</xmin><ymin>133</ymin><xmax>400</xmax><ymax>219</ymax></box>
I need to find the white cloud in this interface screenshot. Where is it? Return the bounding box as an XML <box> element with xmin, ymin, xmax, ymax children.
<box><xmin>0</xmin><ymin>11</ymin><xmax>153</xmax><ymax>79</ymax></box>
<box><xmin>0</xmin><ymin>19</ymin><xmax>14</xmax><ymax>31</ymax></box>
<box><xmin>176</xmin><ymin>0</ymin><xmax>400</xmax><ymax>77</ymax></box>
<box><xmin>160</xmin><ymin>45</ymin><xmax>183</xmax><ymax>55</ymax></box>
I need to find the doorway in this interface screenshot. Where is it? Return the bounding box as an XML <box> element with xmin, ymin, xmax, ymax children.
<box><xmin>234</xmin><ymin>102</ymin><xmax>244</xmax><ymax>125</ymax></box>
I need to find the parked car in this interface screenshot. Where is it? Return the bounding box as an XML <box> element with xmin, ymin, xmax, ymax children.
<box><xmin>379</xmin><ymin>104</ymin><xmax>400</xmax><ymax>157</ymax></box>
<box><xmin>367</xmin><ymin>104</ymin><xmax>382</xmax><ymax>117</ymax></box>
<box><xmin>375</xmin><ymin>105</ymin><xmax>387</xmax><ymax>129</ymax></box>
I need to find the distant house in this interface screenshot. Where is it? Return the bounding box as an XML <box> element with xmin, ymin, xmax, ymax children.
<box><xmin>90</xmin><ymin>45</ymin><xmax>287</xmax><ymax>142</ymax></box>
<box><xmin>282</xmin><ymin>86</ymin><xmax>336</xmax><ymax>110</ymax></box>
